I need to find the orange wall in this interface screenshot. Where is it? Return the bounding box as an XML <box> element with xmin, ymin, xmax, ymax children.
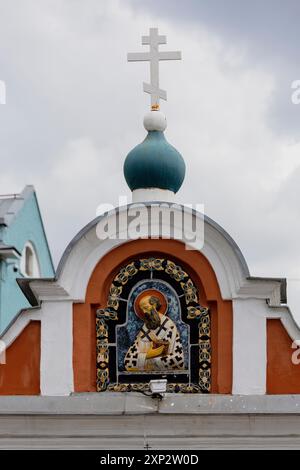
<box><xmin>267</xmin><ymin>319</ymin><xmax>300</xmax><ymax>393</ymax></box>
<box><xmin>73</xmin><ymin>239</ymin><xmax>233</xmax><ymax>393</ymax></box>
<box><xmin>0</xmin><ymin>321</ymin><xmax>41</xmax><ymax>395</ymax></box>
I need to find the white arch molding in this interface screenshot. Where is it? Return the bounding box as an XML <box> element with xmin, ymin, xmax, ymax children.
<box><xmin>20</xmin><ymin>241</ymin><xmax>41</xmax><ymax>278</ymax></box>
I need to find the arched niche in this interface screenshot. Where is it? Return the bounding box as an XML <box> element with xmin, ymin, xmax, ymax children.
<box><xmin>72</xmin><ymin>239</ymin><xmax>233</xmax><ymax>394</ymax></box>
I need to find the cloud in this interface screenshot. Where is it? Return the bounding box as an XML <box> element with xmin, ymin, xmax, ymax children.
<box><xmin>1</xmin><ymin>0</ymin><xmax>300</xmax><ymax>319</ymax></box>
<box><xmin>128</xmin><ymin>0</ymin><xmax>300</xmax><ymax>138</ymax></box>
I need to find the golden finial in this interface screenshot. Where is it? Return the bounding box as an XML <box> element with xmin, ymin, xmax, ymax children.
<box><xmin>151</xmin><ymin>103</ymin><xmax>160</xmax><ymax>111</ymax></box>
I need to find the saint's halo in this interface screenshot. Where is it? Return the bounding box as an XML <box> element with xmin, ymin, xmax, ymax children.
<box><xmin>134</xmin><ymin>289</ymin><xmax>168</xmax><ymax>320</ymax></box>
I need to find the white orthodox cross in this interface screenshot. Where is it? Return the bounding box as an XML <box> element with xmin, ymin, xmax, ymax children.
<box><xmin>127</xmin><ymin>28</ymin><xmax>181</xmax><ymax>109</ymax></box>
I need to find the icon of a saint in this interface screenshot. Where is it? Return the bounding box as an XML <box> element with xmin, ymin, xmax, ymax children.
<box><xmin>124</xmin><ymin>290</ymin><xmax>184</xmax><ymax>372</ymax></box>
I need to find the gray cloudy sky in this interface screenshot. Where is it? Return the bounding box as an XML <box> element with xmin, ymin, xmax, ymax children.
<box><xmin>1</xmin><ymin>0</ymin><xmax>300</xmax><ymax>318</ymax></box>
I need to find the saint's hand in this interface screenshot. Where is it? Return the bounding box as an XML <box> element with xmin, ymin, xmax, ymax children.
<box><xmin>146</xmin><ymin>344</ymin><xmax>165</xmax><ymax>359</ymax></box>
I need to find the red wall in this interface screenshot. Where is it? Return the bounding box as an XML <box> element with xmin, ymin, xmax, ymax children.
<box><xmin>0</xmin><ymin>321</ymin><xmax>41</xmax><ymax>395</ymax></box>
<box><xmin>267</xmin><ymin>319</ymin><xmax>300</xmax><ymax>393</ymax></box>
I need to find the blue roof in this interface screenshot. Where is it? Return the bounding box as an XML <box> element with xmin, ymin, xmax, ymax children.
<box><xmin>0</xmin><ymin>185</ymin><xmax>55</xmax><ymax>333</ymax></box>
<box><xmin>0</xmin><ymin>187</ymin><xmax>32</xmax><ymax>227</ymax></box>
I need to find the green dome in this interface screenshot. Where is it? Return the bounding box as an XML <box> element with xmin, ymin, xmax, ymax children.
<box><xmin>124</xmin><ymin>131</ymin><xmax>185</xmax><ymax>193</ymax></box>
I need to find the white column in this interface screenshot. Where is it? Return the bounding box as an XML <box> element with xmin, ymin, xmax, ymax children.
<box><xmin>232</xmin><ymin>298</ymin><xmax>267</xmax><ymax>395</ymax></box>
<box><xmin>40</xmin><ymin>301</ymin><xmax>74</xmax><ymax>396</ymax></box>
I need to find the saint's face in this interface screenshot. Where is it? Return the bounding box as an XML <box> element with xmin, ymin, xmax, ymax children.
<box><xmin>139</xmin><ymin>296</ymin><xmax>153</xmax><ymax>314</ymax></box>
<box><xmin>139</xmin><ymin>296</ymin><xmax>161</xmax><ymax>330</ymax></box>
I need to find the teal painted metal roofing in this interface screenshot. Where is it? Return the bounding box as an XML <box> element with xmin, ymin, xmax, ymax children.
<box><xmin>124</xmin><ymin>131</ymin><xmax>185</xmax><ymax>193</ymax></box>
<box><xmin>0</xmin><ymin>186</ymin><xmax>33</xmax><ymax>227</ymax></box>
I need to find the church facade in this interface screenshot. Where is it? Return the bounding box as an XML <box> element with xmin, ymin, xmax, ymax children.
<box><xmin>1</xmin><ymin>203</ymin><xmax>298</xmax><ymax>398</ymax></box>
<box><xmin>1</xmin><ymin>29</ymin><xmax>300</xmax><ymax>449</ymax></box>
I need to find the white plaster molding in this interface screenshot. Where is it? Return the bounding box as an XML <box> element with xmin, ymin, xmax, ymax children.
<box><xmin>132</xmin><ymin>188</ymin><xmax>175</xmax><ymax>203</ymax></box>
<box><xmin>232</xmin><ymin>298</ymin><xmax>267</xmax><ymax>395</ymax></box>
<box><xmin>1</xmin><ymin>309</ymin><xmax>41</xmax><ymax>349</ymax></box>
<box><xmin>20</xmin><ymin>241</ymin><xmax>40</xmax><ymax>278</ymax></box>
<box><xmin>34</xmin><ymin>205</ymin><xmax>255</xmax><ymax>304</ymax></box>
<box><xmin>267</xmin><ymin>305</ymin><xmax>300</xmax><ymax>342</ymax></box>
<box><xmin>1</xmin><ymin>301</ymin><xmax>74</xmax><ymax>396</ymax></box>
<box><xmin>30</xmin><ymin>282</ymin><xmax>70</xmax><ymax>301</ymax></box>
<box><xmin>232</xmin><ymin>299</ymin><xmax>300</xmax><ymax>395</ymax></box>
<box><xmin>40</xmin><ymin>300</ymin><xmax>74</xmax><ymax>396</ymax></box>
<box><xmin>3</xmin><ymin>397</ymin><xmax>300</xmax><ymax>448</ymax></box>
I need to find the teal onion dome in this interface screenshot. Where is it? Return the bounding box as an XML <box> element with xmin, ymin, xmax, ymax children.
<box><xmin>124</xmin><ymin>131</ymin><xmax>185</xmax><ymax>193</ymax></box>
